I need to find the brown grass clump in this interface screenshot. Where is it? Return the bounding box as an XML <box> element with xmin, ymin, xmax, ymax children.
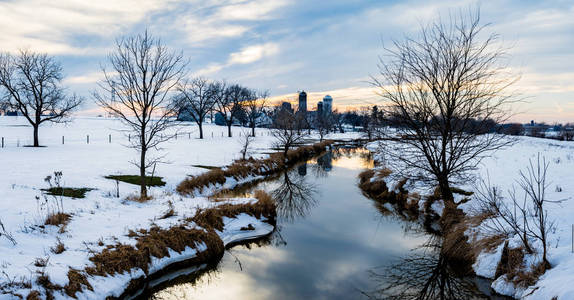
<box><xmin>191</xmin><ymin>190</ymin><xmax>276</xmax><ymax>232</ymax></box>
<box><xmin>177</xmin><ymin>168</ymin><xmax>226</xmax><ymax>195</ymax></box>
<box><xmin>64</xmin><ymin>269</ymin><xmax>93</xmax><ymax>297</ymax></box>
<box><xmin>33</xmin><ymin>257</ymin><xmax>49</xmax><ymax>268</ymax></box>
<box><xmin>51</xmin><ymin>239</ymin><xmax>66</xmax><ymax>254</ymax></box>
<box><xmin>45</xmin><ymin>212</ymin><xmax>71</xmax><ymax>227</ymax></box>
<box><xmin>26</xmin><ymin>290</ymin><xmax>41</xmax><ymax>300</ymax></box>
<box><xmin>125</xmin><ymin>194</ymin><xmax>153</xmax><ymax>203</ymax></box>
<box><xmin>377</xmin><ymin>168</ymin><xmax>392</xmax><ymax>178</ymax></box>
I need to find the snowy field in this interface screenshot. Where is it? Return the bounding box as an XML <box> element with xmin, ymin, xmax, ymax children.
<box><xmin>368</xmin><ymin>136</ymin><xmax>574</xmax><ymax>299</ymax></box>
<box><xmin>0</xmin><ymin>116</ymin><xmax>357</xmax><ymax>299</ymax></box>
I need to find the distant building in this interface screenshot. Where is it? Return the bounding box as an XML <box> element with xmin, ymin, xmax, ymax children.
<box><xmin>323</xmin><ymin>95</ymin><xmax>333</xmax><ymax>115</ymax></box>
<box><xmin>298</xmin><ymin>91</ymin><xmax>307</xmax><ymax>113</ymax></box>
<box><xmin>281</xmin><ymin>101</ymin><xmax>293</xmax><ymax>113</ymax></box>
<box><xmin>317</xmin><ymin>101</ymin><xmax>323</xmax><ymax>115</ymax></box>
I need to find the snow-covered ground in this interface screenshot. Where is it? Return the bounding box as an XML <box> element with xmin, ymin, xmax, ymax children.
<box><xmin>0</xmin><ymin>116</ymin><xmax>359</xmax><ymax>299</ymax></box>
<box><xmin>368</xmin><ymin>136</ymin><xmax>574</xmax><ymax>299</ymax></box>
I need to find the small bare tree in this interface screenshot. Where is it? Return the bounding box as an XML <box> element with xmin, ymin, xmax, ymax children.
<box><xmin>176</xmin><ymin>77</ymin><xmax>215</xmax><ymax>139</ymax></box>
<box><xmin>242</xmin><ymin>90</ymin><xmax>268</xmax><ymax>137</ymax></box>
<box><xmin>272</xmin><ymin>108</ymin><xmax>307</xmax><ymax>158</ymax></box>
<box><xmin>314</xmin><ymin>113</ymin><xmax>331</xmax><ymax>142</ymax></box>
<box><xmin>475</xmin><ymin>154</ymin><xmax>555</xmax><ymax>267</ymax></box>
<box><xmin>0</xmin><ymin>50</ymin><xmax>82</xmax><ymax>147</ymax></box>
<box><xmin>372</xmin><ymin>10</ymin><xmax>517</xmax><ymax>202</ymax></box>
<box><xmin>94</xmin><ymin>31</ymin><xmax>185</xmax><ymax>199</ymax></box>
<box><xmin>238</xmin><ymin>131</ymin><xmax>253</xmax><ymax>160</ymax></box>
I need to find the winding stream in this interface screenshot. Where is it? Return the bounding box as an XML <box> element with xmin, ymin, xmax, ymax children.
<box><xmin>135</xmin><ymin>149</ymin><xmax>508</xmax><ymax>300</ymax></box>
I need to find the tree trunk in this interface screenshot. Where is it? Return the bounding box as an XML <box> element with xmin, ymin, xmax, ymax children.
<box><xmin>198</xmin><ymin>122</ymin><xmax>203</xmax><ymax>139</ymax></box>
<box><xmin>140</xmin><ymin>147</ymin><xmax>147</xmax><ymax>199</ymax></box>
<box><xmin>227</xmin><ymin>122</ymin><xmax>232</xmax><ymax>137</ymax></box>
<box><xmin>33</xmin><ymin>124</ymin><xmax>39</xmax><ymax>147</ymax></box>
<box><xmin>251</xmin><ymin>124</ymin><xmax>255</xmax><ymax>137</ymax></box>
<box><xmin>438</xmin><ymin>177</ymin><xmax>454</xmax><ymax>203</ymax></box>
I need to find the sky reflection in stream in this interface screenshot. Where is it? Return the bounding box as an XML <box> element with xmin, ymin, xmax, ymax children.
<box><xmin>145</xmin><ymin>150</ymin><xmax>498</xmax><ymax>300</ymax></box>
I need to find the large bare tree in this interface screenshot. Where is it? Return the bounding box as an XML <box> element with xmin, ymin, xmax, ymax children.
<box><xmin>176</xmin><ymin>77</ymin><xmax>215</xmax><ymax>139</ymax></box>
<box><xmin>0</xmin><ymin>50</ymin><xmax>82</xmax><ymax>147</ymax></box>
<box><xmin>373</xmin><ymin>10</ymin><xmax>517</xmax><ymax>202</ymax></box>
<box><xmin>94</xmin><ymin>31</ymin><xmax>186</xmax><ymax>199</ymax></box>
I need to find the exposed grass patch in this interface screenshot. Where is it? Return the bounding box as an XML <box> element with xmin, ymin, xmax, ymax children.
<box><xmin>44</xmin><ymin>212</ymin><xmax>71</xmax><ymax>227</ymax></box>
<box><xmin>51</xmin><ymin>239</ymin><xmax>66</xmax><ymax>254</ymax></box>
<box><xmin>42</xmin><ymin>187</ymin><xmax>94</xmax><ymax>198</ymax></box>
<box><xmin>33</xmin><ymin>257</ymin><xmax>49</xmax><ymax>268</ymax></box>
<box><xmin>125</xmin><ymin>194</ymin><xmax>153</xmax><ymax>203</ymax></box>
<box><xmin>105</xmin><ymin>175</ymin><xmax>166</xmax><ymax>187</ymax></box>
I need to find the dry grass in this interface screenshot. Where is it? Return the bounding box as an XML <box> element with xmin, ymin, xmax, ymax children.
<box><xmin>50</xmin><ymin>239</ymin><xmax>66</xmax><ymax>254</ymax></box>
<box><xmin>190</xmin><ymin>190</ymin><xmax>276</xmax><ymax>231</ymax></box>
<box><xmin>125</xmin><ymin>194</ymin><xmax>153</xmax><ymax>203</ymax></box>
<box><xmin>44</xmin><ymin>212</ymin><xmax>71</xmax><ymax>227</ymax></box>
<box><xmin>64</xmin><ymin>269</ymin><xmax>93</xmax><ymax>297</ymax></box>
<box><xmin>33</xmin><ymin>257</ymin><xmax>49</xmax><ymax>268</ymax></box>
<box><xmin>50</xmin><ymin>192</ymin><xmax>277</xmax><ymax>298</ymax></box>
<box><xmin>26</xmin><ymin>290</ymin><xmax>41</xmax><ymax>300</ymax></box>
<box><xmin>177</xmin><ymin>141</ymin><xmax>333</xmax><ymax>196</ymax></box>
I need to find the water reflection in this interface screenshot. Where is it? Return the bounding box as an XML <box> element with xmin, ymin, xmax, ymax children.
<box><xmin>365</xmin><ymin>235</ymin><xmax>487</xmax><ymax>300</ymax></box>
<box><xmin>140</xmin><ymin>149</ymin><xmax>497</xmax><ymax>300</ymax></box>
<box><xmin>272</xmin><ymin>169</ymin><xmax>318</xmax><ymax>223</ymax></box>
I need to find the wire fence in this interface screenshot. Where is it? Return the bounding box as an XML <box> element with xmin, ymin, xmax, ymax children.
<box><xmin>0</xmin><ymin>128</ymin><xmax>273</xmax><ymax>148</ymax></box>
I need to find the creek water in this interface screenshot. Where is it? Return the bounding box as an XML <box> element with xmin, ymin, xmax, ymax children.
<box><xmin>138</xmin><ymin>149</ymin><xmax>506</xmax><ymax>300</ymax></box>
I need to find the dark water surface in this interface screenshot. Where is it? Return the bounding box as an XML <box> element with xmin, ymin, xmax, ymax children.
<box><xmin>142</xmin><ymin>149</ymin><xmax>505</xmax><ymax>300</ymax></box>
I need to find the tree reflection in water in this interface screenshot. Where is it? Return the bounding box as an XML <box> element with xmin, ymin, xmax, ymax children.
<box><xmin>365</xmin><ymin>234</ymin><xmax>488</xmax><ymax>300</ymax></box>
<box><xmin>272</xmin><ymin>165</ymin><xmax>318</xmax><ymax>223</ymax></box>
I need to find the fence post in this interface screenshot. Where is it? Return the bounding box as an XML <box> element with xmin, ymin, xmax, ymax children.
<box><xmin>211</xmin><ymin>132</ymin><xmax>213</xmax><ymax>138</ymax></box>
<box><xmin>87</xmin><ymin>135</ymin><xmax>89</xmax><ymax>144</ymax></box>
<box><xmin>1</xmin><ymin>137</ymin><xmax>3</xmax><ymax>148</ymax></box>
<box><xmin>128</xmin><ymin>134</ymin><xmax>130</xmax><ymax>142</ymax></box>
<box><xmin>188</xmin><ymin>132</ymin><xmax>190</xmax><ymax>139</ymax></box>
<box><xmin>62</xmin><ymin>136</ymin><xmax>64</xmax><ymax>145</ymax></box>
<box><xmin>109</xmin><ymin>134</ymin><xmax>111</xmax><ymax>143</ymax></box>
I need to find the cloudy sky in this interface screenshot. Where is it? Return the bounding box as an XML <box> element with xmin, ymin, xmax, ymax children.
<box><xmin>1</xmin><ymin>0</ymin><xmax>572</xmax><ymax>122</ymax></box>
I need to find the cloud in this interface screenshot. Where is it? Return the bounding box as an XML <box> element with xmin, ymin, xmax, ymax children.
<box><xmin>196</xmin><ymin>43</ymin><xmax>280</xmax><ymax>75</ymax></box>
<box><xmin>0</xmin><ymin>0</ymin><xmax>180</xmax><ymax>54</ymax></box>
<box><xmin>228</xmin><ymin>43</ymin><xmax>279</xmax><ymax>64</ymax></box>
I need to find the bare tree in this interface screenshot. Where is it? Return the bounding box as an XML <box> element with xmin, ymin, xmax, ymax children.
<box><xmin>372</xmin><ymin>10</ymin><xmax>517</xmax><ymax>202</ymax></box>
<box><xmin>314</xmin><ymin>113</ymin><xmax>331</xmax><ymax>142</ymax></box>
<box><xmin>474</xmin><ymin>154</ymin><xmax>555</xmax><ymax>267</ymax></box>
<box><xmin>176</xmin><ymin>77</ymin><xmax>215</xmax><ymax>139</ymax></box>
<box><xmin>0</xmin><ymin>50</ymin><xmax>82</xmax><ymax>147</ymax></box>
<box><xmin>212</xmin><ymin>81</ymin><xmax>234</xmax><ymax>137</ymax></box>
<box><xmin>94</xmin><ymin>31</ymin><xmax>185</xmax><ymax>199</ymax></box>
<box><xmin>242</xmin><ymin>90</ymin><xmax>268</xmax><ymax>137</ymax></box>
<box><xmin>238</xmin><ymin>131</ymin><xmax>253</xmax><ymax>160</ymax></box>
<box><xmin>272</xmin><ymin>107</ymin><xmax>308</xmax><ymax>158</ymax></box>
